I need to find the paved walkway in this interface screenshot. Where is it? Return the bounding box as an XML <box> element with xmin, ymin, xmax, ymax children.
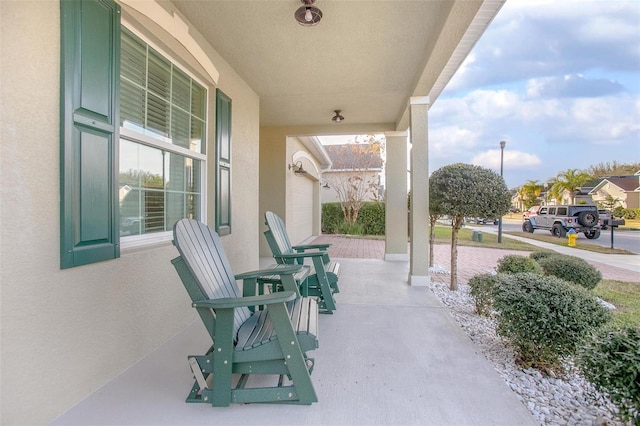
<box><xmin>311</xmin><ymin>234</ymin><xmax>639</xmax><ymax>284</ymax></box>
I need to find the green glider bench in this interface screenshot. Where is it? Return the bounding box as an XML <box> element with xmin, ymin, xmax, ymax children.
<box><xmin>171</xmin><ymin>219</ymin><xmax>319</xmax><ymax>406</ymax></box>
<box><xmin>263</xmin><ymin>211</ymin><xmax>340</xmax><ymax>314</ymax></box>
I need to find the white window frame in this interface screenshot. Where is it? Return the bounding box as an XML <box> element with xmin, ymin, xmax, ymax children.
<box><xmin>119</xmin><ymin>23</ymin><xmax>208</xmax><ymax>250</ymax></box>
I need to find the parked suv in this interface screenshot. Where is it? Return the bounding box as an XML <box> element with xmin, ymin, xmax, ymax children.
<box><xmin>522</xmin><ymin>204</ymin><xmax>601</xmax><ymax>239</ymax></box>
<box><xmin>598</xmin><ymin>209</ymin><xmax>612</xmax><ymax>230</ymax></box>
<box><xmin>522</xmin><ymin>205</ymin><xmax>542</xmax><ymax>219</ymax></box>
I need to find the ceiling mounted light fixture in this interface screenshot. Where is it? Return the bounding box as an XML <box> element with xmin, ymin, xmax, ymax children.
<box><xmin>295</xmin><ymin>0</ymin><xmax>322</xmax><ymax>26</ymax></box>
<box><xmin>331</xmin><ymin>110</ymin><xmax>344</xmax><ymax>123</ymax></box>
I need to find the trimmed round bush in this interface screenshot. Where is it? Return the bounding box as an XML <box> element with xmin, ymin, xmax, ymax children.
<box><xmin>497</xmin><ymin>254</ymin><xmax>542</xmax><ymax>274</ymax></box>
<box><xmin>579</xmin><ymin>325</ymin><xmax>640</xmax><ymax>424</ymax></box>
<box><xmin>468</xmin><ymin>273</ymin><xmax>500</xmax><ymax>316</ymax></box>
<box><xmin>493</xmin><ymin>273</ymin><xmax>611</xmax><ymax>372</ymax></box>
<box><xmin>537</xmin><ymin>255</ymin><xmax>602</xmax><ymax>290</ymax></box>
<box><xmin>529</xmin><ymin>251</ymin><xmax>557</xmax><ymax>262</ymax></box>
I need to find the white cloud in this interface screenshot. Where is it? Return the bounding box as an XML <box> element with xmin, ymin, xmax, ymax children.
<box><xmin>471</xmin><ymin>150</ymin><xmax>541</xmax><ymax>170</ymax></box>
<box><xmin>428</xmin><ymin>0</ymin><xmax>639</xmax><ymax>188</ymax></box>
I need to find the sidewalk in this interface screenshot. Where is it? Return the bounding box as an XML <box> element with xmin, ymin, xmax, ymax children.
<box><xmin>311</xmin><ymin>233</ymin><xmax>639</xmax><ymax>284</ymax></box>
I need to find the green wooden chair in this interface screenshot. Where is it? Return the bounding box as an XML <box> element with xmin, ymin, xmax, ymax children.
<box><xmin>263</xmin><ymin>211</ymin><xmax>340</xmax><ymax>314</ymax></box>
<box><xmin>171</xmin><ymin>218</ymin><xmax>319</xmax><ymax>406</ymax></box>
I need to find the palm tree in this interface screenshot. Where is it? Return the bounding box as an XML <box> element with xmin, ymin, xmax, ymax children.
<box><xmin>551</xmin><ymin>169</ymin><xmax>592</xmax><ymax>204</ymax></box>
<box><xmin>519</xmin><ymin>180</ymin><xmax>544</xmax><ymax>209</ymax></box>
<box><xmin>545</xmin><ymin>177</ymin><xmax>564</xmax><ymax>204</ymax></box>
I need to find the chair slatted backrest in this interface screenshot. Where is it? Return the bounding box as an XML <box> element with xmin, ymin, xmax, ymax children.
<box><xmin>173</xmin><ymin>219</ymin><xmax>251</xmax><ymax>340</ymax></box>
<box><xmin>264</xmin><ymin>211</ymin><xmax>294</xmax><ymax>256</ymax></box>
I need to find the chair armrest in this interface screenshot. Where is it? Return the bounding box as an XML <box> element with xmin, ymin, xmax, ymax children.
<box><xmin>292</xmin><ymin>243</ymin><xmax>331</xmax><ymax>251</ymax></box>
<box><xmin>192</xmin><ymin>291</ymin><xmax>296</xmax><ymax>309</ymax></box>
<box><xmin>234</xmin><ymin>265</ymin><xmax>301</xmax><ymax>280</ymax></box>
<box><xmin>276</xmin><ymin>252</ymin><xmax>326</xmax><ymax>260</ymax></box>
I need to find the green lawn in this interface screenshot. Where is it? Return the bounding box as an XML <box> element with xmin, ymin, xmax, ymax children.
<box><xmin>619</xmin><ymin>218</ymin><xmax>640</xmax><ymax>230</ymax></box>
<box><xmin>354</xmin><ymin>226</ymin><xmax>551</xmax><ymax>252</ymax></box>
<box><xmin>505</xmin><ymin>231</ymin><xmax>635</xmax><ymax>255</ymax></box>
<box><xmin>432</xmin><ymin>226</ymin><xmax>545</xmax><ymax>252</ymax></box>
<box><xmin>594</xmin><ymin>280</ymin><xmax>640</xmax><ymax>326</ymax></box>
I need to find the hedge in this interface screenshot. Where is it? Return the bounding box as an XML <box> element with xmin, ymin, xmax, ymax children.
<box><xmin>322</xmin><ymin>202</ymin><xmax>385</xmax><ymax>235</ymax></box>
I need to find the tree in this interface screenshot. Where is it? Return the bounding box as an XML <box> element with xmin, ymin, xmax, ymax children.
<box><xmin>518</xmin><ymin>180</ymin><xmax>544</xmax><ymax>209</ymax></box>
<box><xmin>598</xmin><ymin>194</ymin><xmax>622</xmax><ymax>211</ymax></box>
<box><xmin>428</xmin><ymin>179</ymin><xmax>445</xmax><ymax>267</ymax></box>
<box><xmin>550</xmin><ymin>168</ymin><xmax>592</xmax><ymax>204</ymax></box>
<box><xmin>545</xmin><ymin>177</ymin><xmax>562</xmax><ymax>203</ymax></box>
<box><xmin>586</xmin><ymin>161</ymin><xmax>640</xmax><ymax>178</ymax></box>
<box><xmin>324</xmin><ymin>135</ymin><xmax>384</xmax><ymax>224</ymax></box>
<box><xmin>430</xmin><ymin>163</ymin><xmax>511</xmax><ymax>291</ymax></box>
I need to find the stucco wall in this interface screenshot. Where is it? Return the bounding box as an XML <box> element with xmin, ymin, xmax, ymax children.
<box><xmin>286</xmin><ymin>138</ymin><xmax>322</xmax><ymax>245</ymax></box>
<box><xmin>321</xmin><ymin>170</ymin><xmax>382</xmax><ymax>204</ymax></box>
<box><xmin>0</xmin><ymin>1</ymin><xmax>260</xmax><ymax>424</ymax></box>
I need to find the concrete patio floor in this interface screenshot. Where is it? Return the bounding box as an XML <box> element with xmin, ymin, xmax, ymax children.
<box><xmin>51</xmin><ymin>256</ymin><xmax>537</xmax><ymax>426</ymax></box>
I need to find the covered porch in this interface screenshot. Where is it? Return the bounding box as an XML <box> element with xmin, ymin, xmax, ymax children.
<box><xmin>1</xmin><ymin>1</ymin><xmax>511</xmax><ymax>423</ymax></box>
<box><xmin>52</xmin><ymin>256</ymin><xmax>535</xmax><ymax>425</ymax></box>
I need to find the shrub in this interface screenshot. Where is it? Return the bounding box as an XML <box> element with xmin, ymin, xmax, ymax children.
<box><xmin>321</xmin><ymin>202</ymin><xmax>344</xmax><ymax>234</ymax></box>
<box><xmin>537</xmin><ymin>255</ymin><xmax>602</xmax><ymax>290</ymax></box>
<box><xmin>337</xmin><ymin>221</ymin><xmax>364</xmax><ymax>235</ymax></box>
<box><xmin>321</xmin><ymin>202</ymin><xmax>385</xmax><ymax>235</ymax></box>
<box><xmin>493</xmin><ymin>273</ymin><xmax>611</xmax><ymax>372</ymax></box>
<box><xmin>497</xmin><ymin>254</ymin><xmax>542</xmax><ymax>274</ymax></box>
<box><xmin>579</xmin><ymin>325</ymin><xmax>640</xmax><ymax>424</ymax></box>
<box><xmin>468</xmin><ymin>273</ymin><xmax>500</xmax><ymax>316</ymax></box>
<box><xmin>357</xmin><ymin>202</ymin><xmax>385</xmax><ymax>235</ymax></box>
<box><xmin>624</xmin><ymin>208</ymin><xmax>639</xmax><ymax>220</ymax></box>
<box><xmin>613</xmin><ymin>206</ymin><xmax>626</xmax><ymax>219</ymax></box>
<box><xmin>529</xmin><ymin>251</ymin><xmax>557</xmax><ymax>262</ymax></box>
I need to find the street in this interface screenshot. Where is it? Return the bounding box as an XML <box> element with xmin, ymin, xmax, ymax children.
<box><xmin>485</xmin><ymin>220</ymin><xmax>640</xmax><ymax>254</ymax></box>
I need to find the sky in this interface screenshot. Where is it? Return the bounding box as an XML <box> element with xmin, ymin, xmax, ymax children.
<box><xmin>322</xmin><ymin>0</ymin><xmax>640</xmax><ymax>190</ymax></box>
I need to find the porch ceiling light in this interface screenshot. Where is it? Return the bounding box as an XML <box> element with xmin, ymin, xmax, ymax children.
<box><xmin>295</xmin><ymin>0</ymin><xmax>322</xmax><ymax>26</ymax></box>
<box><xmin>331</xmin><ymin>110</ymin><xmax>344</xmax><ymax>123</ymax></box>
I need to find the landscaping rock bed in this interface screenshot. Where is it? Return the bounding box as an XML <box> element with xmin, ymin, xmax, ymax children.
<box><xmin>429</xmin><ymin>278</ymin><xmax>625</xmax><ymax>426</ymax></box>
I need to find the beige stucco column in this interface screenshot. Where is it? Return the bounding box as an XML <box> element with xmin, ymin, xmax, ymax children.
<box><xmin>384</xmin><ymin>131</ymin><xmax>409</xmax><ymax>261</ymax></box>
<box><xmin>409</xmin><ymin>97</ymin><xmax>430</xmax><ymax>286</ymax></box>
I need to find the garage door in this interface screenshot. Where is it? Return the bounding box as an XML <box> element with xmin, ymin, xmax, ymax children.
<box><xmin>288</xmin><ymin>176</ymin><xmax>314</xmax><ymax>245</ymax></box>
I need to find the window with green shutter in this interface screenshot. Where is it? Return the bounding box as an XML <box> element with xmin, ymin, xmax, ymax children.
<box><xmin>61</xmin><ymin>0</ymin><xmax>210</xmax><ymax>266</ymax></box>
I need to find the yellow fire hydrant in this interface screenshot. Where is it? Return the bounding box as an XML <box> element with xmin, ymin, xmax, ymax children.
<box><xmin>567</xmin><ymin>228</ymin><xmax>577</xmax><ymax>247</ymax></box>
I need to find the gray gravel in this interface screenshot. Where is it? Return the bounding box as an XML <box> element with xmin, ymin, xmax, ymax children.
<box><xmin>428</xmin><ymin>276</ymin><xmax>625</xmax><ymax>426</ymax></box>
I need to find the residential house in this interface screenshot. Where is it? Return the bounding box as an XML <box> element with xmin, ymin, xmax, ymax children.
<box><xmin>321</xmin><ymin>143</ymin><xmax>384</xmax><ymax>204</ymax></box>
<box><xmin>589</xmin><ymin>174</ymin><xmax>640</xmax><ymax>209</ymax></box>
<box><xmin>0</xmin><ymin>1</ymin><xmax>504</xmax><ymax>423</ymax></box>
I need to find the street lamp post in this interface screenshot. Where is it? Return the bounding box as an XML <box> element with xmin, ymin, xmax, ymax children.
<box><xmin>498</xmin><ymin>141</ymin><xmax>506</xmax><ymax>243</ymax></box>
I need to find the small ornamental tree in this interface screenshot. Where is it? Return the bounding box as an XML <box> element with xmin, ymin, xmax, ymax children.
<box><xmin>430</xmin><ymin>163</ymin><xmax>511</xmax><ymax>290</ymax></box>
<box><xmin>324</xmin><ymin>135</ymin><xmax>384</xmax><ymax>224</ymax></box>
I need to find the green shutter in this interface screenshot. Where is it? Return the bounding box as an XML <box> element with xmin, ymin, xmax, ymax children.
<box><xmin>60</xmin><ymin>0</ymin><xmax>120</xmax><ymax>268</ymax></box>
<box><xmin>215</xmin><ymin>89</ymin><xmax>232</xmax><ymax>236</ymax></box>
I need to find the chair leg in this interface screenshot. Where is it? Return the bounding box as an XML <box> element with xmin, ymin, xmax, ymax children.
<box><xmin>311</xmin><ymin>257</ymin><xmax>336</xmax><ymax>313</ymax></box>
<box><xmin>328</xmin><ymin>272</ymin><xmax>340</xmax><ymax>293</ymax></box>
<box><xmin>267</xmin><ymin>303</ymin><xmax>318</xmax><ymax>404</ymax></box>
<box><xmin>211</xmin><ymin>309</ymin><xmax>236</xmax><ymax>406</ymax></box>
